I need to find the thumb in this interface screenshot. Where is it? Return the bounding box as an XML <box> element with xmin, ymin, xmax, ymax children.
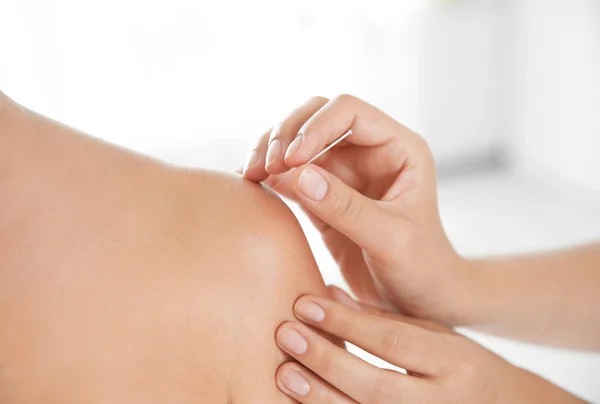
<box><xmin>291</xmin><ymin>164</ymin><xmax>392</xmax><ymax>252</ymax></box>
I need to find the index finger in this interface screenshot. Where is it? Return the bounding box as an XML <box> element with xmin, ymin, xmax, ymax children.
<box><xmin>327</xmin><ymin>286</ymin><xmax>457</xmax><ymax>335</ymax></box>
<box><xmin>294</xmin><ymin>295</ymin><xmax>455</xmax><ymax>376</ymax></box>
<box><xmin>283</xmin><ymin>94</ymin><xmax>421</xmax><ymax>167</ymax></box>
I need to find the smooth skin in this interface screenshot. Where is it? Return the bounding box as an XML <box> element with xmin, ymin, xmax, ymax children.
<box><xmin>244</xmin><ymin>95</ymin><xmax>462</xmax><ymax>321</ymax></box>
<box><xmin>243</xmin><ymin>94</ymin><xmax>598</xmax><ymax>402</ymax></box>
<box><xmin>274</xmin><ymin>286</ymin><xmax>583</xmax><ymax>404</ymax></box>
<box><xmin>0</xmin><ymin>91</ymin><xmax>335</xmax><ymax>403</ymax></box>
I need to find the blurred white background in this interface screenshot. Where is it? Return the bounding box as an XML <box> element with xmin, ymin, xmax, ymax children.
<box><xmin>1</xmin><ymin>0</ymin><xmax>599</xmax><ymax>401</ymax></box>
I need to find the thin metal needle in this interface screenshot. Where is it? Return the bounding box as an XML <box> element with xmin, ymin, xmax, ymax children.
<box><xmin>306</xmin><ymin>129</ymin><xmax>353</xmax><ymax>164</ymax></box>
<box><xmin>267</xmin><ymin>129</ymin><xmax>353</xmax><ymax>194</ymax></box>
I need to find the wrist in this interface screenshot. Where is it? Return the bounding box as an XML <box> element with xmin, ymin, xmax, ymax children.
<box><xmin>427</xmin><ymin>252</ymin><xmax>497</xmax><ymax>327</ymax></box>
<box><xmin>449</xmin><ymin>257</ymin><xmax>510</xmax><ymax>328</ymax></box>
<box><xmin>435</xmin><ymin>254</ymin><xmax>484</xmax><ymax>326</ymax></box>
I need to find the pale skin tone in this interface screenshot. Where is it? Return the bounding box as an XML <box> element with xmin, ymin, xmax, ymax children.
<box><xmin>243</xmin><ymin>94</ymin><xmax>598</xmax><ymax>402</ymax></box>
<box><xmin>0</xmin><ymin>92</ymin><xmax>335</xmax><ymax>403</ymax></box>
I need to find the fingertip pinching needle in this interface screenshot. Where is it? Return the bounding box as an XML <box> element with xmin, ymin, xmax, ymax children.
<box><xmin>267</xmin><ymin>129</ymin><xmax>352</xmax><ymax>194</ymax></box>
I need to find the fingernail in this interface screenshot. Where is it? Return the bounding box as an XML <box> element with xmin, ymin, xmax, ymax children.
<box><xmin>285</xmin><ymin>134</ymin><xmax>303</xmax><ymax>159</ymax></box>
<box><xmin>295</xmin><ymin>300</ymin><xmax>325</xmax><ymax>322</ymax></box>
<box><xmin>243</xmin><ymin>150</ymin><xmax>259</xmax><ymax>173</ymax></box>
<box><xmin>298</xmin><ymin>166</ymin><xmax>327</xmax><ymax>201</ymax></box>
<box><xmin>330</xmin><ymin>287</ymin><xmax>362</xmax><ymax>311</ymax></box>
<box><xmin>279</xmin><ymin>369</ymin><xmax>310</xmax><ymax>396</ymax></box>
<box><xmin>266</xmin><ymin>139</ymin><xmax>282</xmax><ymax>166</ymax></box>
<box><xmin>277</xmin><ymin>327</ymin><xmax>308</xmax><ymax>355</ymax></box>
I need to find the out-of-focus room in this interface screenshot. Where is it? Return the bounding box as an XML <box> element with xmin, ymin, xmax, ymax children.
<box><xmin>2</xmin><ymin>0</ymin><xmax>599</xmax><ymax>401</ymax></box>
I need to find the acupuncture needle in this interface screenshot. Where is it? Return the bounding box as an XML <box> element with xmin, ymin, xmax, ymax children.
<box><xmin>267</xmin><ymin>129</ymin><xmax>353</xmax><ymax>194</ymax></box>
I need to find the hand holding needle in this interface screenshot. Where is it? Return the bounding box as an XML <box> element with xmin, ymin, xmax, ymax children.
<box><xmin>267</xmin><ymin>129</ymin><xmax>352</xmax><ymax>194</ymax></box>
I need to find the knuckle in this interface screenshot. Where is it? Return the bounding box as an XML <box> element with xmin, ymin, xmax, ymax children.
<box><xmin>272</xmin><ymin>120</ymin><xmax>299</xmax><ymax>140</ymax></box>
<box><xmin>333</xmin><ymin>93</ymin><xmax>358</xmax><ymax>105</ymax></box>
<box><xmin>418</xmin><ymin>134</ymin><xmax>432</xmax><ymax>153</ymax></box>
<box><xmin>456</xmin><ymin>360</ymin><xmax>477</xmax><ymax>384</ymax></box>
<box><xmin>398</xmin><ymin>227</ymin><xmax>418</xmax><ymax>257</ymax></box>
<box><xmin>381</xmin><ymin>329</ymin><xmax>407</xmax><ymax>357</ymax></box>
<box><xmin>367</xmin><ymin>224</ymin><xmax>402</xmax><ymax>260</ymax></box>
<box><xmin>329</xmin><ymin>189</ymin><xmax>361</xmax><ymax>220</ymax></box>
<box><xmin>329</xmin><ymin>307</ymin><xmax>356</xmax><ymax>334</ymax></box>
<box><xmin>309</xmin><ymin>95</ymin><xmax>329</xmax><ymax>105</ymax></box>
<box><xmin>318</xmin><ymin>388</ymin><xmax>337</xmax><ymax>404</ymax></box>
<box><xmin>314</xmin><ymin>346</ymin><xmax>335</xmax><ymax>378</ymax></box>
<box><xmin>454</xmin><ymin>351</ymin><xmax>481</xmax><ymax>383</ymax></box>
<box><xmin>369</xmin><ymin>376</ymin><xmax>398</xmax><ymax>404</ymax></box>
<box><xmin>412</xmin><ymin>134</ymin><xmax>435</xmax><ymax>167</ymax></box>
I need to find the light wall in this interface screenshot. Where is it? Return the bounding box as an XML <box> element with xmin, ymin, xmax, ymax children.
<box><xmin>2</xmin><ymin>0</ymin><xmax>598</xmax><ymax>195</ymax></box>
<box><xmin>416</xmin><ymin>0</ymin><xmax>505</xmax><ymax>167</ymax></box>
<box><xmin>0</xmin><ymin>1</ymin><xmax>505</xmax><ymax>172</ymax></box>
<box><xmin>506</xmin><ymin>0</ymin><xmax>600</xmax><ymax>202</ymax></box>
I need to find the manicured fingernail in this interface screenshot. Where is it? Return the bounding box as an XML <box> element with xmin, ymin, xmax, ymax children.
<box><xmin>298</xmin><ymin>166</ymin><xmax>327</xmax><ymax>201</ymax></box>
<box><xmin>330</xmin><ymin>287</ymin><xmax>362</xmax><ymax>311</ymax></box>
<box><xmin>279</xmin><ymin>369</ymin><xmax>310</xmax><ymax>396</ymax></box>
<box><xmin>243</xmin><ymin>150</ymin><xmax>259</xmax><ymax>173</ymax></box>
<box><xmin>285</xmin><ymin>134</ymin><xmax>303</xmax><ymax>159</ymax></box>
<box><xmin>266</xmin><ymin>139</ymin><xmax>282</xmax><ymax>166</ymax></box>
<box><xmin>295</xmin><ymin>300</ymin><xmax>325</xmax><ymax>322</ymax></box>
<box><xmin>277</xmin><ymin>327</ymin><xmax>308</xmax><ymax>355</ymax></box>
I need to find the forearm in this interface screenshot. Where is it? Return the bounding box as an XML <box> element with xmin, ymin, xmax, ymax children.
<box><xmin>460</xmin><ymin>243</ymin><xmax>600</xmax><ymax>349</ymax></box>
<box><xmin>511</xmin><ymin>365</ymin><xmax>588</xmax><ymax>404</ymax></box>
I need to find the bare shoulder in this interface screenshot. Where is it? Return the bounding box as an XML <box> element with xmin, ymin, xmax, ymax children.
<box><xmin>0</xmin><ymin>98</ymin><xmax>322</xmax><ymax>403</ymax></box>
<box><xmin>170</xmin><ymin>168</ymin><xmax>322</xmax><ymax>282</ymax></box>
<box><xmin>0</xmin><ymin>91</ymin><xmax>16</xmax><ymax>134</ymax></box>
<box><xmin>169</xmin><ymin>169</ymin><xmax>328</xmax><ymax>403</ymax></box>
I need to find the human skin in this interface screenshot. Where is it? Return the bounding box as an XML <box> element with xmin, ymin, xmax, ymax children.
<box><xmin>0</xmin><ymin>92</ymin><xmax>333</xmax><ymax>403</ymax></box>
<box><xmin>274</xmin><ymin>288</ymin><xmax>586</xmax><ymax>403</ymax></box>
<box><xmin>242</xmin><ymin>94</ymin><xmax>597</xmax><ymax>402</ymax></box>
<box><xmin>243</xmin><ymin>94</ymin><xmax>600</xmax><ymax>350</ymax></box>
